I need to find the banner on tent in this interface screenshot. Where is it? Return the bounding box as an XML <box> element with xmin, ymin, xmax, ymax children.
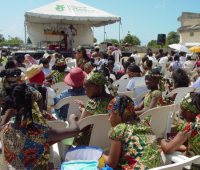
<box><xmin>44</xmin><ymin>24</ymin><xmax>77</xmax><ymax>36</ymax></box>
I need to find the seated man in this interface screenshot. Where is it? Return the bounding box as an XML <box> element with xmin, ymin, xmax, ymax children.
<box><xmin>126</xmin><ymin>64</ymin><xmax>147</xmax><ymax>98</ymax></box>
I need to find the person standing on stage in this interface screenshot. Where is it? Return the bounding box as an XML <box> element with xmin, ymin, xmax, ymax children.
<box><xmin>67</xmin><ymin>24</ymin><xmax>77</xmax><ymax>51</ymax></box>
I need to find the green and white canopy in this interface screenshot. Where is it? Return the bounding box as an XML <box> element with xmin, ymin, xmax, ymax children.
<box><xmin>25</xmin><ymin>0</ymin><xmax>121</xmax><ymax>26</ymax></box>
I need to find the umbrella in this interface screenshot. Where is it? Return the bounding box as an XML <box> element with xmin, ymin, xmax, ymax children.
<box><xmin>189</xmin><ymin>46</ymin><xmax>200</xmax><ymax>53</ymax></box>
<box><xmin>168</xmin><ymin>44</ymin><xmax>189</xmax><ymax>53</ymax></box>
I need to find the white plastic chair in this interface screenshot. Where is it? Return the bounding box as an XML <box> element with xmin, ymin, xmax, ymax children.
<box><xmin>51</xmin><ymin>82</ymin><xmax>71</xmax><ymax>96</ymax></box>
<box><xmin>119</xmin><ymin>74</ymin><xmax>128</xmax><ymax>80</ymax></box>
<box><xmin>53</xmin><ymin>95</ymin><xmax>89</xmax><ymax>119</ymax></box>
<box><xmin>139</xmin><ymin>104</ymin><xmax>180</xmax><ymax>139</ymax></box>
<box><xmin>150</xmin><ymin>155</ymin><xmax>200</xmax><ymax>170</ymax></box>
<box><xmin>66</xmin><ymin>59</ymin><xmax>76</xmax><ymax>70</ymax></box>
<box><xmin>47</xmin><ymin>120</ymin><xmax>70</xmax><ymax>162</ymax></box>
<box><xmin>165</xmin><ymin>87</ymin><xmax>195</xmax><ymax>104</ymax></box>
<box><xmin>113</xmin><ymin>79</ymin><xmax>129</xmax><ymax>91</ymax></box>
<box><xmin>78</xmin><ymin>114</ymin><xmax>111</xmax><ymax>150</ymax></box>
<box><xmin>132</xmin><ymin>90</ymin><xmax>149</xmax><ymax>106</ymax></box>
<box><xmin>117</xmin><ymin>91</ymin><xmax>133</xmax><ymax>98</ymax></box>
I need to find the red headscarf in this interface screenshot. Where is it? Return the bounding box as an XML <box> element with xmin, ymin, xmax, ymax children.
<box><xmin>29</xmin><ymin>71</ymin><xmax>45</xmax><ymax>85</ymax></box>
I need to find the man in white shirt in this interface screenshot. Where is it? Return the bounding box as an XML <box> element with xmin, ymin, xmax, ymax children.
<box><xmin>126</xmin><ymin>64</ymin><xmax>147</xmax><ymax>98</ymax></box>
<box><xmin>179</xmin><ymin>52</ymin><xmax>186</xmax><ymax>66</ymax></box>
<box><xmin>130</xmin><ymin>50</ymin><xmax>141</xmax><ymax>65</ymax></box>
<box><xmin>112</xmin><ymin>46</ymin><xmax>122</xmax><ymax>64</ymax></box>
<box><xmin>183</xmin><ymin>56</ymin><xmax>195</xmax><ymax>73</ymax></box>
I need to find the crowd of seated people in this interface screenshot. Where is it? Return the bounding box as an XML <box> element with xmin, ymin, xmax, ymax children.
<box><xmin>0</xmin><ymin>45</ymin><xmax>200</xmax><ymax>169</ymax></box>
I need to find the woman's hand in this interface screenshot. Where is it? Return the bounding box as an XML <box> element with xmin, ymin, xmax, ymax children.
<box><xmin>74</xmin><ymin>99</ymin><xmax>85</xmax><ymax>112</ymax></box>
<box><xmin>74</xmin><ymin>99</ymin><xmax>84</xmax><ymax>108</ymax></box>
<box><xmin>161</xmin><ymin>132</ymin><xmax>187</xmax><ymax>154</ymax></box>
<box><xmin>68</xmin><ymin>114</ymin><xmax>79</xmax><ymax>130</ymax></box>
<box><xmin>69</xmin><ymin>114</ymin><xmax>79</xmax><ymax>122</ymax></box>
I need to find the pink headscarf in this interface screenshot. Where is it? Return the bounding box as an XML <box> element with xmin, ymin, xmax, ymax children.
<box><xmin>25</xmin><ymin>54</ymin><xmax>37</xmax><ymax>65</ymax></box>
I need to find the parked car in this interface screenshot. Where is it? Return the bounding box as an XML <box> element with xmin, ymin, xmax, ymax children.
<box><xmin>12</xmin><ymin>50</ymin><xmax>45</xmax><ymax>60</ymax></box>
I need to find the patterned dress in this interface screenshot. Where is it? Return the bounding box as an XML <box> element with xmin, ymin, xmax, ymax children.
<box><xmin>142</xmin><ymin>90</ymin><xmax>163</xmax><ymax>125</ymax></box>
<box><xmin>177</xmin><ymin>93</ymin><xmax>200</xmax><ymax>156</ymax></box>
<box><xmin>2</xmin><ymin>122</ymin><xmax>50</xmax><ymax>170</ymax></box>
<box><xmin>74</xmin><ymin>93</ymin><xmax>113</xmax><ymax>146</ymax></box>
<box><xmin>50</xmin><ymin>70</ymin><xmax>66</xmax><ymax>83</ymax></box>
<box><xmin>1</xmin><ymin>86</ymin><xmax>54</xmax><ymax>169</ymax></box>
<box><xmin>178</xmin><ymin>114</ymin><xmax>200</xmax><ymax>156</ymax></box>
<box><xmin>109</xmin><ymin>123</ymin><xmax>163</xmax><ymax>169</ymax></box>
<box><xmin>143</xmin><ymin>90</ymin><xmax>162</xmax><ymax>108</ymax></box>
<box><xmin>85</xmin><ymin>93</ymin><xmax>113</xmax><ymax>115</ymax></box>
<box><xmin>77</xmin><ymin>58</ymin><xmax>89</xmax><ymax>70</ymax></box>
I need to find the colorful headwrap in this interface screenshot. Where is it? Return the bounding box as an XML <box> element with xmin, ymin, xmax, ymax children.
<box><xmin>86</xmin><ymin>71</ymin><xmax>106</xmax><ymax>86</ymax></box>
<box><xmin>145</xmin><ymin>68</ymin><xmax>163</xmax><ymax>79</ymax></box>
<box><xmin>55</xmin><ymin>58</ymin><xmax>66</xmax><ymax>66</ymax></box>
<box><xmin>108</xmin><ymin>96</ymin><xmax>136</xmax><ymax>119</ymax></box>
<box><xmin>180</xmin><ymin>93</ymin><xmax>200</xmax><ymax>115</ymax></box>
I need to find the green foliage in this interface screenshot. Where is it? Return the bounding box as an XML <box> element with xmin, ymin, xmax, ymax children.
<box><xmin>93</xmin><ymin>37</ymin><xmax>97</xmax><ymax>43</ymax></box>
<box><xmin>6</xmin><ymin>36</ymin><xmax>23</xmax><ymax>45</ymax></box>
<box><xmin>105</xmin><ymin>38</ymin><xmax>119</xmax><ymax>45</ymax></box>
<box><xmin>166</xmin><ymin>31</ymin><xmax>180</xmax><ymax>45</ymax></box>
<box><xmin>122</xmin><ymin>31</ymin><xmax>141</xmax><ymax>46</ymax></box>
<box><xmin>0</xmin><ymin>34</ymin><xmax>5</xmax><ymax>43</ymax></box>
<box><xmin>0</xmin><ymin>35</ymin><xmax>23</xmax><ymax>46</ymax></box>
<box><xmin>147</xmin><ymin>31</ymin><xmax>180</xmax><ymax>48</ymax></box>
<box><xmin>147</xmin><ymin>40</ymin><xmax>161</xmax><ymax>48</ymax></box>
<box><xmin>27</xmin><ymin>37</ymin><xmax>32</xmax><ymax>44</ymax></box>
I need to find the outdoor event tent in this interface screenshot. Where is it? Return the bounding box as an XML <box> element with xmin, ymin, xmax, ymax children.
<box><xmin>24</xmin><ymin>0</ymin><xmax>121</xmax><ymax>48</ymax></box>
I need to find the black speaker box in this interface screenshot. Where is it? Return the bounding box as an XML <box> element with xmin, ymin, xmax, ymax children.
<box><xmin>157</xmin><ymin>34</ymin><xmax>166</xmax><ymax>45</ymax></box>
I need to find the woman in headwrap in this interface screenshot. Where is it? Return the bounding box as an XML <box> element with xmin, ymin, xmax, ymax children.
<box><xmin>46</xmin><ymin>58</ymin><xmax>67</xmax><ymax>84</ymax></box>
<box><xmin>0</xmin><ymin>83</ymin><xmax>79</xmax><ymax>169</ymax></box>
<box><xmin>161</xmin><ymin>92</ymin><xmax>200</xmax><ymax>156</ymax></box>
<box><xmin>78</xmin><ymin>69</ymin><xmax>113</xmax><ymax>120</ymax></box>
<box><xmin>74</xmin><ymin>69</ymin><xmax>113</xmax><ymax>145</ymax></box>
<box><xmin>104</xmin><ymin>95</ymin><xmax>163</xmax><ymax>169</ymax></box>
<box><xmin>0</xmin><ymin>68</ymin><xmax>52</xmax><ymax>120</ymax></box>
<box><xmin>135</xmin><ymin>68</ymin><xmax>163</xmax><ymax>115</ymax></box>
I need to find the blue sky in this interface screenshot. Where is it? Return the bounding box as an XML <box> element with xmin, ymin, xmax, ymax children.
<box><xmin>0</xmin><ymin>0</ymin><xmax>200</xmax><ymax>45</ymax></box>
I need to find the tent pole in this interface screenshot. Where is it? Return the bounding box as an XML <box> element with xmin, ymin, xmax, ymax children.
<box><xmin>24</xmin><ymin>22</ymin><xmax>27</xmax><ymax>51</ymax></box>
<box><xmin>104</xmin><ymin>26</ymin><xmax>105</xmax><ymax>42</ymax></box>
<box><xmin>119</xmin><ymin>18</ymin><xmax>121</xmax><ymax>46</ymax></box>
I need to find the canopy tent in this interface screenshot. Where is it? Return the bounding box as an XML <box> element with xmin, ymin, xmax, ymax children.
<box><xmin>25</xmin><ymin>0</ymin><xmax>121</xmax><ymax>26</ymax></box>
<box><xmin>24</xmin><ymin>0</ymin><xmax>121</xmax><ymax>48</ymax></box>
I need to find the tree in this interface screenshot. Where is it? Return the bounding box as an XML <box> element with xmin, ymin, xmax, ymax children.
<box><xmin>0</xmin><ymin>34</ymin><xmax>5</xmax><ymax>43</ymax></box>
<box><xmin>147</xmin><ymin>40</ymin><xmax>161</xmax><ymax>48</ymax></box>
<box><xmin>27</xmin><ymin>37</ymin><xmax>32</xmax><ymax>44</ymax></box>
<box><xmin>6</xmin><ymin>36</ymin><xmax>23</xmax><ymax>46</ymax></box>
<box><xmin>93</xmin><ymin>37</ymin><xmax>97</xmax><ymax>43</ymax></box>
<box><xmin>105</xmin><ymin>38</ymin><xmax>119</xmax><ymax>45</ymax></box>
<box><xmin>122</xmin><ymin>31</ymin><xmax>141</xmax><ymax>46</ymax></box>
<box><xmin>166</xmin><ymin>31</ymin><xmax>180</xmax><ymax>45</ymax></box>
